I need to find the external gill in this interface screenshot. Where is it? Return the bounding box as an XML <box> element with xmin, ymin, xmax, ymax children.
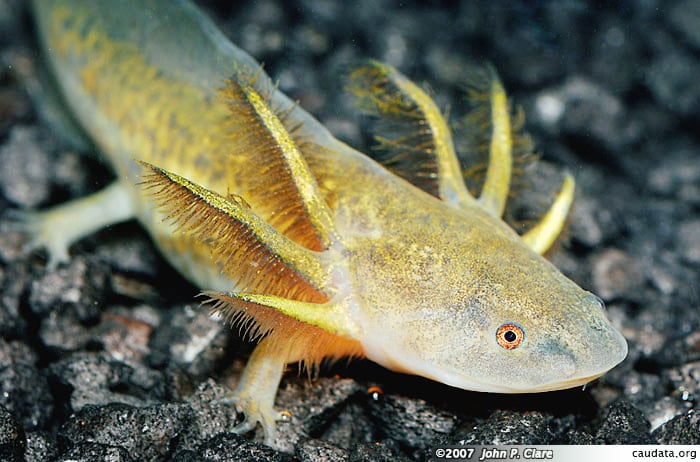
<box><xmin>139</xmin><ymin>158</ymin><xmax>359</xmax><ymax>344</ymax></box>
<box><xmin>222</xmin><ymin>67</ymin><xmax>339</xmax><ymax>251</ymax></box>
<box><xmin>346</xmin><ymin>60</ymin><xmax>474</xmax><ymax>206</ymax></box>
<box><xmin>137</xmin><ymin>160</ymin><xmax>332</xmax><ymax>298</ymax></box>
<box><xmin>348</xmin><ymin>61</ymin><xmax>574</xmax><ymax>255</ymax></box>
<box><xmin>138</xmin><ymin>68</ymin><xmax>364</xmax><ymax>445</ymax></box>
<box><xmin>476</xmin><ymin>67</ymin><xmax>512</xmax><ymax>217</ymax></box>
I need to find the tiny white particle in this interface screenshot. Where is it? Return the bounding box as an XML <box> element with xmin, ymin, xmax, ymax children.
<box><xmin>535</xmin><ymin>93</ymin><xmax>565</xmax><ymax>126</ymax></box>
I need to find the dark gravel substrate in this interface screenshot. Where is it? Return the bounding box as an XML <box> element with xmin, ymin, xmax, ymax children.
<box><xmin>1</xmin><ymin>0</ymin><xmax>699</xmax><ymax>460</ymax></box>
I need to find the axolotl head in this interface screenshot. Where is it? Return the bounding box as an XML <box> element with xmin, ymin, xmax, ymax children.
<box><xmin>350</xmin><ymin>209</ymin><xmax>628</xmax><ymax>393</ymax></box>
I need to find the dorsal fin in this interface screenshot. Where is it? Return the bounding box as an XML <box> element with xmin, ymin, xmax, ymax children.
<box><xmin>221</xmin><ymin>67</ymin><xmax>336</xmax><ymax>251</ymax></box>
<box><xmin>138</xmin><ymin>160</ymin><xmax>330</xmax><ymax>302</ymax></box>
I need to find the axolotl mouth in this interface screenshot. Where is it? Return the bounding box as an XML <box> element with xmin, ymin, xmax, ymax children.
<box><xmin>359</xmin><ymin>299</ymin><xmax>629</xmax><ymax>395</ymax></box>
<box><xmin>376</xmin><ymin>344</ymin><xmax>627</xmax><ymax>394</ymax></box>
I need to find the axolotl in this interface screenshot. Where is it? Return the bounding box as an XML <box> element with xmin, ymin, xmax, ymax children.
<box><xmin>26</xmin><ymin>0</ymin><xmax>627</xmax><ymax>445</ymax></box>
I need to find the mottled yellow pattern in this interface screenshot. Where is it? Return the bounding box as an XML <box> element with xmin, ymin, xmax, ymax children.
<box><xmin>48</xmin><ymin>5</ymin><xmax>231</xmax><ymax>186</ymax></box>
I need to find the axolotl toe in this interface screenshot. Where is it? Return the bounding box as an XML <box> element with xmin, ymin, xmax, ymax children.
<box><xmin>28</xmin><ymin>0</ymin><xmax>627</xmax><ymax>446</ymax></box>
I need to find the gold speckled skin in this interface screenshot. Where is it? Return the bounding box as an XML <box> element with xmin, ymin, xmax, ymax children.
<box><xmin>32</xmin><ymin>0</ymin><xmax>411</xmax><ymax>291</ymax></box>
<box><xmin>31</xmin><ymin>0</ymin><xmax>626</xmax><ymax>444</ymax></box>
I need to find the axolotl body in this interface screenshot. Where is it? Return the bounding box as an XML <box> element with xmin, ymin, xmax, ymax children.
<box><xmin>27</xmin><ymin>0</ymin><xmax>627</xmax><ymax>445</ymax></box>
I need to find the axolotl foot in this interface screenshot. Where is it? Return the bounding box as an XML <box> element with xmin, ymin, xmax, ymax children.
<box><xmin>214</xmin><ymin>337</ymin><xmax>291</xmax><ymax>447</ymax></box>
<box><xmin>220</xmin><ymin>392</ymin><xmax>290</xmax><ymax>447</ymax></box>
<box><xmin>6</xmin><ymin>207</ymin><xmax>71</xmax><ymax>269</ymax></box>
<box><xmin>6</xmin><ymin>181</ymin><xmax>135</xmax><ymax>269</ymax></box>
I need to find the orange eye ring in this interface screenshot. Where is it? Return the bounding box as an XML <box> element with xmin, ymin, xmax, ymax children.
<box><xmin>496</xmin><ymin>323</ymin><xmax>525</xmax><ymax>350</ymax></box>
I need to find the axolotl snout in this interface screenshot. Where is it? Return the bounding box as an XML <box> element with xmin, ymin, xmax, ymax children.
<box><xmin>26</xmin><ymin>0</ymin><xmax>627</xmax><ymax>446</ymax></box>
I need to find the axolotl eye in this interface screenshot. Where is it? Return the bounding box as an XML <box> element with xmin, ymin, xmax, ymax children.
<box><xmin>496</xmin><ymin>323</ymin><xmax>525</xmax><ymax>349</ymax></box>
